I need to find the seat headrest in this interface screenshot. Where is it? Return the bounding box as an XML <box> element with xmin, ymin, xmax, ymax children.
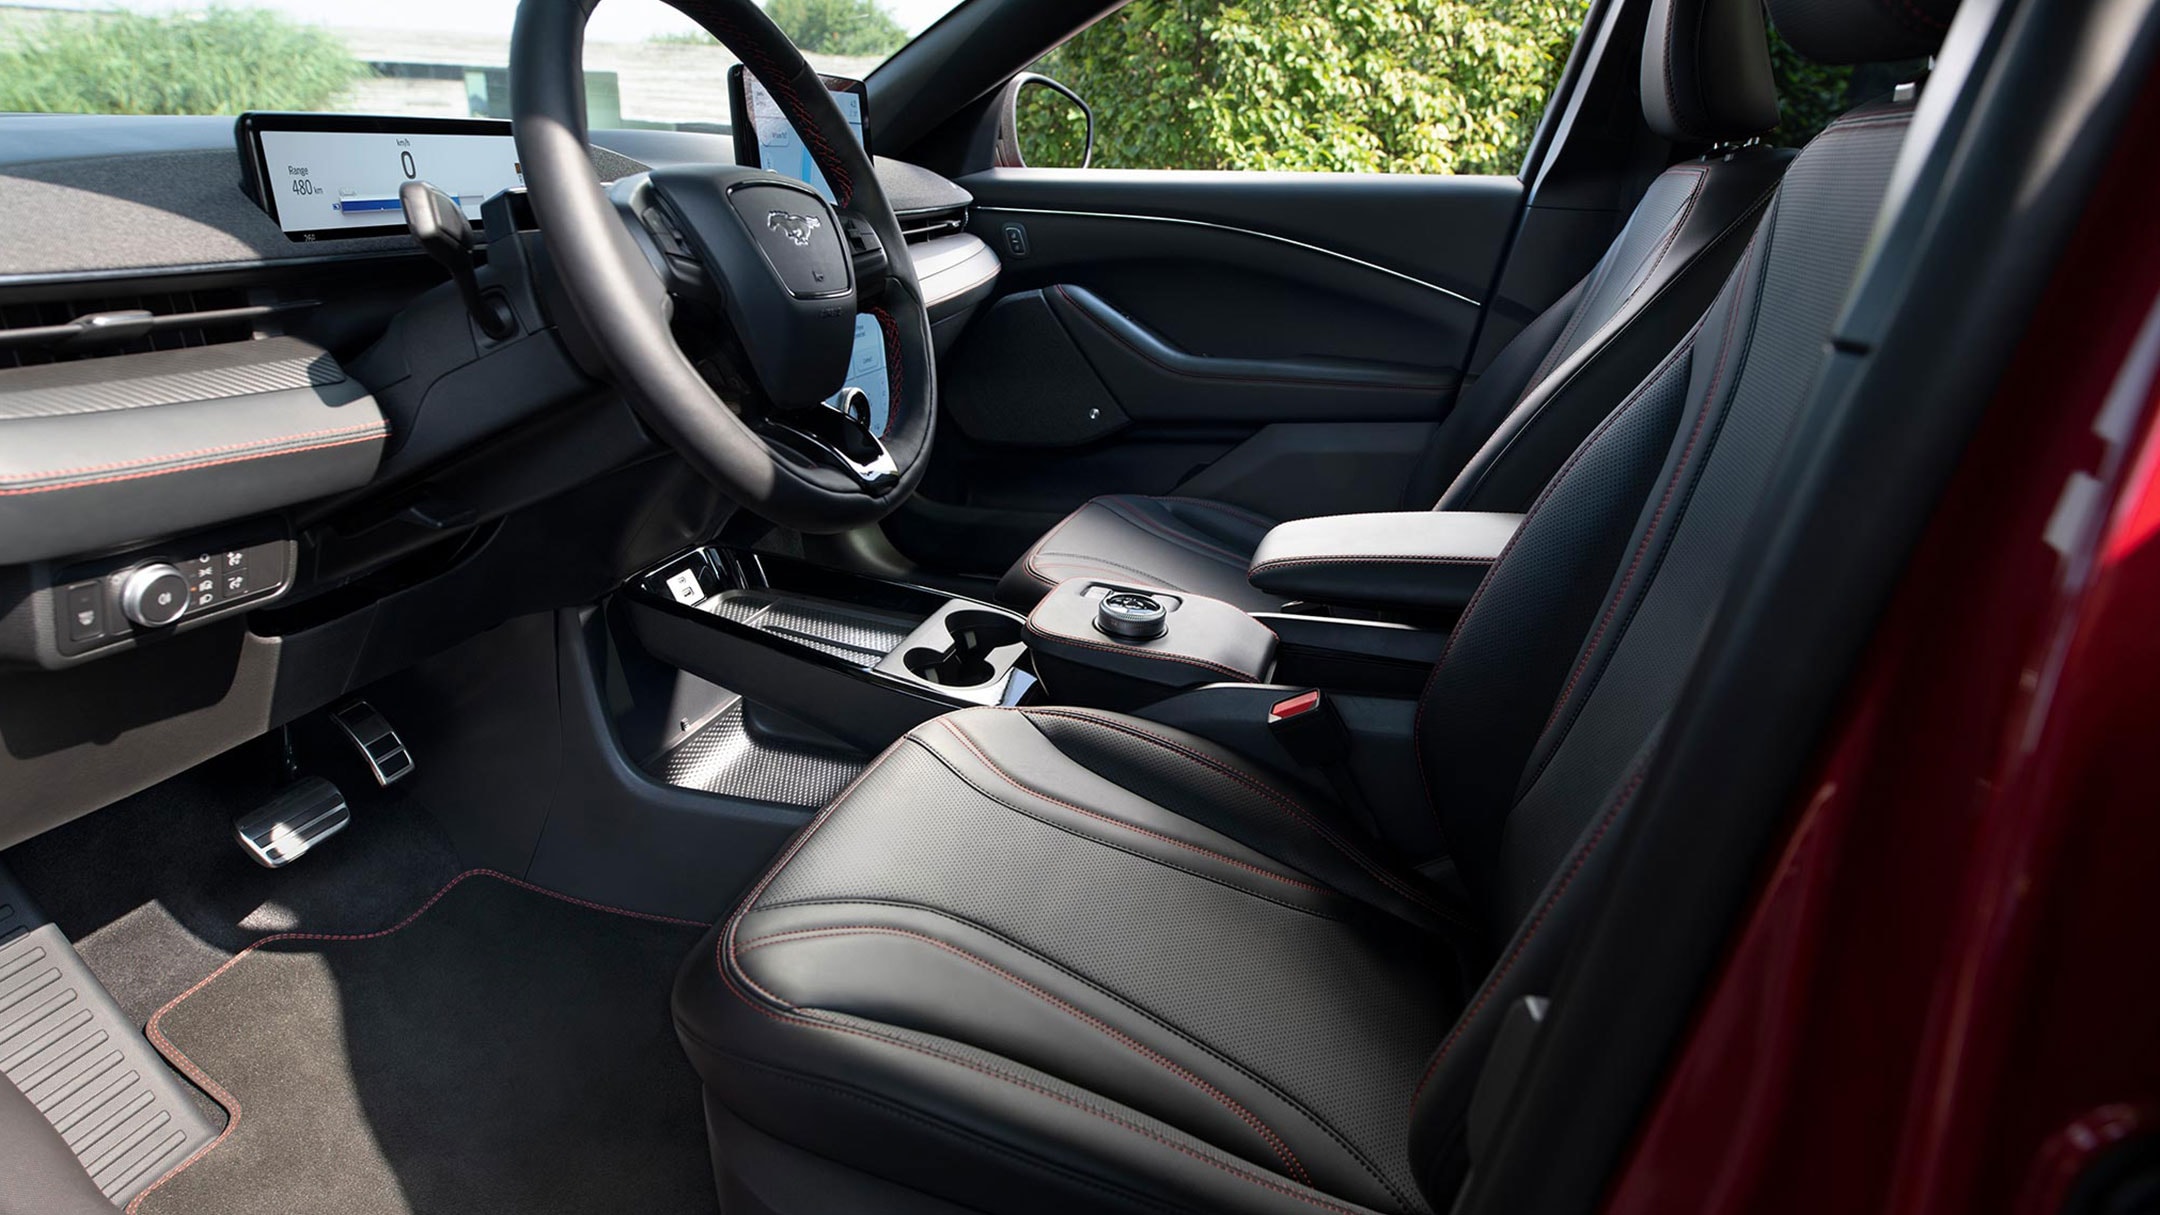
<box><xmin>1641</xmin><ymin>0</ymin><xmax>1782</xmax><ymax>143</ymax></box>
<box><xmin>1767</xmin><ymin>0</ymin><xmax>1959</xmax><ymax>65</ymax></box>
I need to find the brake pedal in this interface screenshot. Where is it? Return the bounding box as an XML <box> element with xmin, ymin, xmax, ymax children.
<box><xmin>331</xmin><ymin>700</ymin><xmax>414</xmax><ymax>786</ymax></box>
<box><xmin>235</xmin><ymin>776</ymin><xmax>350</xmax><ymax>868</ymax></box>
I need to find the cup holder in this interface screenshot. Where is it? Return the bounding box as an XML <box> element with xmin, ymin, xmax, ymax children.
<box><xmin>902</xmin><ymin>610</ymin><xmax>1025</xmax><ymax>688</ymax></box>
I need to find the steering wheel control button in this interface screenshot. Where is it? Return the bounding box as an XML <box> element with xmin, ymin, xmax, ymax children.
<box><xmin>119</xmin><ymin>564</ymin><xmax>190</xmax><ymax>628</ymax></box>
<box><xmin>1097</xmin><ymin>591</ymin><xmax>1168</xmax><ymax>641</ymax></box>
<box><xmin>63</xmin><ymin>582</ymin><xmax>106</xmax><ymax>644</ymax></box>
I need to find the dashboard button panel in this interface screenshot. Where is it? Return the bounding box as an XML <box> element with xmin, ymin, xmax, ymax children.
<box><xmin>43</xmin><ymin>524</ymin><xmax>295</xmax><ymax>662</ymax></box>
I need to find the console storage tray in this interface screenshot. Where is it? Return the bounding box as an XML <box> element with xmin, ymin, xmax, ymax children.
<box><xmin>622</xmin><ymin>549</ymin><xmax>1030</xmax><ymax>753</ymax></box>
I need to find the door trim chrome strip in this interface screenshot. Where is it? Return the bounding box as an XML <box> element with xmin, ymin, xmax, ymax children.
<box><xmin>972</xmin><ymin>205</ymin><xmax>1482</xmax><ymax>308</ymax></box>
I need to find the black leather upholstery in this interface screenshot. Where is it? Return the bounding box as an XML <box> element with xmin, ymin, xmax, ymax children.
<box><xmin>997</xmin><ymin>494</ymin><xmax>1285</xmax><ymax>612</ymax></box>
<box><xmin>676</xmin><ymin>706</ymin><xmax>1475</xmax><ymax>1215</ymax></box>
<box><xmin>1769</xmin><ymin>0</ymin><xmax>1958</xmax><ymax>63</ymax></box>
<box><xmin>1026</xmin><ymin>579</ymin><xmax>1280</xmax><ymax>710</ymax></box>
<box><xmin>995</xmin><ymin>0</ymin><xmax>1789</xmax><ymax>613</ymax></box>
<box><xmin>685</xmin><ymin>1</ymin><xmax>1944</xmax><ymax>1209</ymax></box>
<box><xmin>1640</xmin><ymin>0</ymin><xmax>1781</xmax><ymax>141</ymax></box>
<box><xmin>1247</xmin><ymin>512</ymin><xmax>1521</xmax><ymax>612</ymax></box>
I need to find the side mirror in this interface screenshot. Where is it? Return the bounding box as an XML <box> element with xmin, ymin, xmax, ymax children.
<box><xmin>993</xmin><ymin>73</ymin><xmax>1095</xmax><ymax>169</ymax></box>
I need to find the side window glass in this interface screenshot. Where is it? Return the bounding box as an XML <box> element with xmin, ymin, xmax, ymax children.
<box><xmin>1014</xmin><ymin>0</ymin><xmax>1587</xmax><ymax>175</ymax></box>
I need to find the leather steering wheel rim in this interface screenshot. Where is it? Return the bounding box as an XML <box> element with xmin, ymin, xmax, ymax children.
<box><xmin>509</xmin><ymin>0</ymin><xmax>935</xmax><ymax>533</ymax></box>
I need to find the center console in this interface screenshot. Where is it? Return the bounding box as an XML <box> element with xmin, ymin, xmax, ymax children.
<box><xmin>620</xmin><ymin>508</ymin><xmax>1522</xmax><ymax>857</ymax></box>
<box><xmin>1023</xmin><ymin>578</ymin><xmax>1279</xmax><ymax>711</ymax></box>
<box><xmin>622</xmin><ymin>547</ymin><xmax>1034</xmax><ymax>754</ymax></box>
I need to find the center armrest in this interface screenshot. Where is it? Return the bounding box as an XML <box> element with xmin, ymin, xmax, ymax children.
<box><xmin>1247</xmin><ymin>511</ymin><xmax>1521</xmax><ymax>611</ymax></box>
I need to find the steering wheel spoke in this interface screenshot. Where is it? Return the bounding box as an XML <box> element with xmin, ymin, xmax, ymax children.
<box><xmin>759</xmin><ymin>400</ymin><xmax>901</xmax><ymax>492</ymax></box>
<box><xmin>838</xmin><ymin>211</ymin><xmax>891</xmax><ymax>299</ymax></box>
<box><xmin>511</xmin><ymin>0</ymin><xmax>932</xmax><ymax>531</ymax></box>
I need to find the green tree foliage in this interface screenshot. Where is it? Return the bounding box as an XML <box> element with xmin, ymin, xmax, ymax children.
<box><xmin>1765</xmin><ymin>27</ymin><xmax>1852</xmax><ymax>147</ymax></box>
<box><xmin>0</xmin><ymin>7</ymin><xmax>363</xmax><ymax>115</ymax></box>
<box><xmin>767</xmin><ymin>0</ymin><xmax>909</xmax><ymax>57</ymax></box>
<box><xmin>1027</xmin><ymin>0</ymin><xmax>1584</xmax><ymax>175</ymax></box>
<box><xmin>1022</xmin><ymin>2</ymin><xmax>1925</xmax><ymax>173</ymax></box>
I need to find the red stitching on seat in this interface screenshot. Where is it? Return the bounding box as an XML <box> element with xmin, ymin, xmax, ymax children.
<box><xmin>1403</xmin><ymin>764</ymin><xmax>1646</xmax><ymax>1118</ymax></box>
<box><xmin>1541</xmin><ymin>236</ymin><xmax>1760</xmax><ymax>740</ymax></box>
<box><xmin>1021</xmin><ymin>708</ymin><xmax>1466</xmax><ymax>925</ymax></box>
<box><xmin>124</xmin><ymin>870</ymin><xmax>704</xmax><ymax>1214</ymax></box>
<box><xmin>1023</xmin><ymin>496</ymin><xmax>1111</xmax><ymax>590</ymax></box>
<box><xmin>1408</xmin><ymin>276</ymin><xmax>1712</xmax><ymax>828</ymax></box>
<box><xmin>716</xmin><ymin>932</ymin><xmax>1369</xmax><ymax>1214</ymax></box>
<box><xmin>936</xmin><ymin>719</ymin><xmax>1328</xmax><ymax>896</ymax></box>
<box><xmin>737</xmin><ymin>923</ymin><xmax>1311</xmax><ymax>1185</ymax></box>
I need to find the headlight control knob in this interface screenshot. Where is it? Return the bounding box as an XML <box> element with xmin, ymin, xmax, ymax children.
<box><xmin>119</xmin><ymin>564</ymin><xmax>189</xmax><ymax>628</ymax></box>
<box><xmin>1096</xmin><ymin>591</ymin><xmax>1167</xmax><ymax>641</ymax></box>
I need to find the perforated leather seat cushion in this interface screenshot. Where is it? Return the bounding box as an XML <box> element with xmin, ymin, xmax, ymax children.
<box><xmin>674</xmin><ymin>706</ymin><xmax>1478</xmax><ymax>1215</ymax></box>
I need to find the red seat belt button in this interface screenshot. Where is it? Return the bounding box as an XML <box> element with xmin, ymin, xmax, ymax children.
<box><xmin>1270</xmin><ymin>690</ymin><xmax>1323</xmax><ymax>722</ymax></box>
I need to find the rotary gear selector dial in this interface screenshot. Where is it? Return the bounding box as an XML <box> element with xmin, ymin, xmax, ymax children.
<box><xmin>1096</xmin><ymin>591</ymin><xmax>1168</xmax><ymax>641</ymax></box>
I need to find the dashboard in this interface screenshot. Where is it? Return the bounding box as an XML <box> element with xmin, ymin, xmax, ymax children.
<box><xmin>239</xmin><ymin>114</ymin><xmax>524</xmax><ymax>241</ymax></box>
<box><xmin>0</xmin><ymin>107</ymin><xmax>997</xmax><ymax>845</ymax></box>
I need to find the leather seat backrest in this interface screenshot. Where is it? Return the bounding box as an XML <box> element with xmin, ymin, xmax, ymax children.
<box><xmin>1399</xmin><ymin>0</ymin><xmax>1961</xmax><ymax>1197</ymax></box>
<box><xmin>1398</xmin><ymin>0</ymin><xmax>1785</xmax><ymax>513</ymax></box>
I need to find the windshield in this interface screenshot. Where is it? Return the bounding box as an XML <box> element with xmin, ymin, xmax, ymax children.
<box><xmin>0</xmin><ymin>0</ymin><xmax>966</xmax><ymax>128</ymax></box>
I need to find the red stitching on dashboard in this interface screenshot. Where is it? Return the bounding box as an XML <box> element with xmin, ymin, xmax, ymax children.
<box><xmin>124</xmin><ymin>870</ymin><xmax>702</xmax><ymax>1214</ymax></box>
<box><xmin>736</xmin><ymin>923</ymin><xmax>1311</xmax><ymax>1184</ymax></box>
<box><xmin>0</xmin><ymin>423</ymin><xmax>384</xmax><ymax>494</ymax></box>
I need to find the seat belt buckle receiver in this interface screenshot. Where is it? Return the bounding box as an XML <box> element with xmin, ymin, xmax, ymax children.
<box><xmin>1267</xmin><ymin>689</ymin><xmax>1350</xmax><ymax>767</ymax></box>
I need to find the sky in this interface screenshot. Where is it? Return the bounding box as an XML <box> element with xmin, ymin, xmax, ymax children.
<box><xmin>18</xmin><ymin>0</ymin><xmax>968</xmax><ymax>41</ymax></box>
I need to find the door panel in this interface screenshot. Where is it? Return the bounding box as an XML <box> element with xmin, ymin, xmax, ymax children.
<box><xmin>895</xmin><ymin>168</ymin><xmax>1525</xmax><ymax>574</ymax></box>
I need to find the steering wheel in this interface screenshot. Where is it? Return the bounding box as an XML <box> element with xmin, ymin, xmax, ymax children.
<box><xmin>508</xmin><ymin>0</ymin><xmax>933</xmax><ymax>532</ymax></box>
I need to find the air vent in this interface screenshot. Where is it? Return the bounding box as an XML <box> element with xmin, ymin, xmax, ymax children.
<box><xmin>898</xmin><ymin>205</ymin><xmax>969</xmax><ymax>243</ymax></box>
<box><xmin>0</xmin><ymin>287</ymin><xmax>302</xmax><ymax>371</ymax></box>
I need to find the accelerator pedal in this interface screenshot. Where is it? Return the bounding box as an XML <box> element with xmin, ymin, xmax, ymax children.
<box><xmin>330</xmin><ymin>700</ymin><xmax>413</xmax><ymax>786</ymax></box>
<box><xmin>234</xmin><ymin>776</ymin><xmax>349</xmax><ymax>869</ymax></box>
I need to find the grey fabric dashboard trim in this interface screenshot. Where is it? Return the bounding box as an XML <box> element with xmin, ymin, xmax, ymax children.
<box><xmin>0</xmin><ymin>145</ymin><xmax>648</xmax><ymax>279</ymax></box>
<box><xmin>0</xmin><ymin>337</ymin><xmax>385</xmax><ymax>563</ymax></box>
<box><xmin>0</xmin><ymin>340</ymin><xmax>346</xmax><ymax>419</ymax></box>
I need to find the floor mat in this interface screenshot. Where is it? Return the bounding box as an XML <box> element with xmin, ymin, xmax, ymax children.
<box><xmin>128</xmin><ymin>871</ymin><xmax>717</xmax><ymax>1215</ymax></box>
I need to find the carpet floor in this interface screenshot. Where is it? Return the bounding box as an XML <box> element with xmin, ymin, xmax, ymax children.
<box><xmin>127</xmin><ymin>871</ymin><xmax>717</xmax><ymax>1215</ymax></box>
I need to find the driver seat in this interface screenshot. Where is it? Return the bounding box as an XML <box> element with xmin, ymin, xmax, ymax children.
<box><xmin>671</xmin><ymin>0</ymin><xmax>1953</xmax><ymax>1207</ymax></box>
<box><xmin>994</xmin><ymin>0</ymin><xmax>1792</xmax><ymax>613</ymax></box>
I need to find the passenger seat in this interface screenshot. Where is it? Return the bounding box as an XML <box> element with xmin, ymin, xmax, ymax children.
<box><xmin>997</xmin><ymin>0</ymin><xmax>1794</xmax><ymax>611</ymax></box>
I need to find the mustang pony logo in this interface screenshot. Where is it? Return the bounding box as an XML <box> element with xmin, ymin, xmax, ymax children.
<box><xmin>765</xmin><ymin>211</ymin><xmax>821</xmax><ymax>247</ymax></box>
